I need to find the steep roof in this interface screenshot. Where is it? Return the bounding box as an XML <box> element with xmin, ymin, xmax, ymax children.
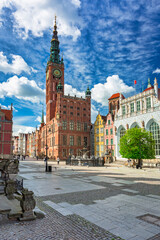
<box><xmin>101</xmin><ymin>115</ymin><xmax>107</xmax><ymax>122</ymax></box>
<box><xmin>108</xmin><ymin>93</ymin><xmax>125</xmax><ymax>100</ymax></box>
<box><xmin>143</xmin><ymin>86</ymin><xmax>154</xmax><ymax>92</ymax></box>
<box><xmin>1</xmin><ymin>109</ymin><xmax>12</xmax><ymax>121</ymax></box>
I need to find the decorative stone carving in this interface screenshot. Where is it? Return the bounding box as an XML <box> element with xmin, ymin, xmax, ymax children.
<box><xmin>5</xmin><ymin>180</ymin><xmax>16</xmax><ymax>200</ymax></box>
<box><xmin>126</xmin><ymin>124</ymin><xmax>129</xmax><ymax>130</ymax></box>
<box><xmin>20</xmin><ymin>188</ymin><xmax>36</xmax><ymax>221</ymax></box>
<box><xmin>141</xmin><ymin>121</ymin><xmax>145</xmax><ymax>128</ymax></box>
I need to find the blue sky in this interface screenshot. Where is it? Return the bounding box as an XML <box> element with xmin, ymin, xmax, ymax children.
<box><xmin>0</xmin><ymin>0</ymin><xmax>160</xmax><ymax>135</ymax></box>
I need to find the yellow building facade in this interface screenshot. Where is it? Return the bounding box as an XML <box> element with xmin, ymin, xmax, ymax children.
<box><xmin>94</xmin><ymin>114</ymin><xmax>106</xmax><ymax>157</ymax></box>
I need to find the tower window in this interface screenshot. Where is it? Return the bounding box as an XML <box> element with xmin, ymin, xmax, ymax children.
<box><xmin>84</xmin><ymin>137</ymin><xmax>87</xmax><ymax>147</ymax></box>
<box><xmin>70</xmin><ymin>106</ymin><xmax>73</xmax><ymax>109</ymax></box>
<box><xmin>63</xmin><ymin>111</ymin><xmax>66</xmax><ymax>114</ymax></box>
<box><xmin>70</xmin><ymin>136</ymin><xmax>74</xmax><ymax>146</ymax></box>
<box><xmin>62</xmin><ymin>135</ymin><xmax>67</xmax><ymax>145</ymax></box>
<box><xmin>77</xmin><ymin>136</ymin><xmax>81</xmax><ymax>146</ymax></box>
<box><xmin>84</xmin><ymin>123</ymin><xmax>87</xmax><ymax>132</ymax></box>
<box><xmin>70</xmin><ymin>121</ymin><xmax>74</xmax><ymax>130</ymax></box>
<box><xmin>70</xmin><ymin>112</ymin><xmax>73</xmax><ymax>115</ymax></box>
<box><xmin>62</xmin><ymin>121</ymin><xmax>67</xmax><ymax>130</ymax></box>
<box><xmin>77</xmin><ymin>122</ymin><xmax>81</xmax><ymax>131</ymax></box>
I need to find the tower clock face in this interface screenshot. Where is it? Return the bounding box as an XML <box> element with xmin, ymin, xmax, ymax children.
<box><xmin>53</xmin><ymin>69</ymin><xmax>62</xmax><ymax>78</ymax></box>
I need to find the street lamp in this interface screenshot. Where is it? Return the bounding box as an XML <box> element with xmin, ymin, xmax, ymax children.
<box><xmin>45</xmin><ymin>126</ymin><xmax>51</xmax><ymax>172</ymax></box>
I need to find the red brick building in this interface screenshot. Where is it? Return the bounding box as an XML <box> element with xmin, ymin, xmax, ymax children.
<box><xmin>0</xmin><ymin>105</ymin><xmax>13</xmax><ymax>159</ymax></box>
<box><xmin>36</xmin><ymin>18</ymin><xmax>91</xmax><ymax>160</ymax></box>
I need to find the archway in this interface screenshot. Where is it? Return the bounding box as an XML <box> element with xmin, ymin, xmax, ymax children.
<box><xmin>130</xmin><ymin>122</ymin><xmax>140</xmax><ymax>129</ymax></box>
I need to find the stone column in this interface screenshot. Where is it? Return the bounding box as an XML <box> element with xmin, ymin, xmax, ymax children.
<box><xmin>20</xmin><ymin>188</ymin><xmax>36</xmax><ymax>221</ymax></box>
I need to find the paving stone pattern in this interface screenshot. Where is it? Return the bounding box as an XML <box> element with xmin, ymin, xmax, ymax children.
<box><xmin>1</xmin><ymin>161</ymin><xmax>160</xmax><ymax>240</ymax></box>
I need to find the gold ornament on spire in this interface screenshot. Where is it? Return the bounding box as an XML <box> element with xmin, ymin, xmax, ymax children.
<box><xmin>54</xmin><ymin>15</ymin><xmax>57</xmax><ymax>27</ymax></box>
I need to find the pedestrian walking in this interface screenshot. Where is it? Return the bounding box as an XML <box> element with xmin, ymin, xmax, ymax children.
<box><xmin>57</xmin><ymin>156</ymin><xmax>60</xmax><ymax>165</ymax></box>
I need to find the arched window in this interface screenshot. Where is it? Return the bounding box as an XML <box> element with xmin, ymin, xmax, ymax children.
<box><xmin>120</xmin><ymin>127</ymin><xmax>126</xmax><ymax>138</ymax></box>
<box><xmin>149</xmin><ymin>122</ymin><xmax>160</xmax><ymax>156</ymax></box>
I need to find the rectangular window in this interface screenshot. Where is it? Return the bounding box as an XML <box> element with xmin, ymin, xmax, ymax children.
<box><xmin>84</xmin><ymin>123</ymin><xmax>87</xmax><ymax>132</ymax></box>
<box><xmin>136</xmin><ymin>101</ymin><xmax>140</xmax><ymax>112</ymax></box>
<box><xmin>77</xmin><ymin>107</ymin><xmax>80</xmax><ymax>110</ymax></box>
<box><xmin>70</xmin><ymin>136</ymin><xmax>74</xmax><ymax>146</ymax></box>
<box><xmin>96</xmin><ymin>137</ymin><xmax>99</xmax><ymax>142</ymax></box>
<box><xmin>106</xmin><ymin>139</ymin><xmax>108</xmax><ymax>145</ymax></box>
<box><xmin>69</xmin><ymin>149</ymin><xmax>74</xmax><ymax>156</ymax></box>
<box><xmin>106</xmin><ymin>129</ymin><xmax>108</xmax><ymax>135</ymax></box>
<box><xmin>146</xmin><ymin>97</ymin><xmax>151</xmax><ymax>109</ymax></box>
<box><xmin>96</xmin><ymin>145</ymin><xmax>99</xmax><ymax>151</ymax></box>
<box><xmin>83</xmin><ymin>108</ymin><xmax>86</xmax><ymax>111</ymax></box>
<box><xmin>110</xmin><ymin>128</ymin><xmax>113</xmax><ymax>135</ymax></box>
<box><xmin>101</xmin><ymin>145</ymin><xmax>104</xmax><ymax>151</ymax></box>
<box><xmin>101</xmin><ymin>136</ymin><xmax>103</xmax><ymax>142</ymax></box>
<box><xmin>62</xmin><ymin>121</ymin><xmax>67</xmax><ymax>130</ymax></box>
<box><xmin>63</xmin><ymin>105</ymin><xmax>66</xmax><ymax>108</ymax></box>
<box><xmin>63</xmin><ymin>111</ymin><xmax>66</xmax><ymax>114</ymax></box>
<box><xmin>70</xmin><ymin>121</ymin><xmax>74</xmax><ymax>130</ymax></box>
<box><xmin>77</xmin><ymin>113</ymin><xmax>80</xmax><ymax>116</ymax></box>
<box><xmin>62</xmin><ymin>135</ymin><xmax>67</xmax><ymax>145</ymax></box>
<box><xmin>77</xmin><ymin>136</ymin><xmax>81</xmax><ymax>146</ymax></box>
<box><xmin>62</xmin><ymin>149</ymin><xmax>67</xmax><ymax>157</ymax></box>
<box><xmin>77</xmin><ymin>122</ymin><xmax>81</xmax><ymax>131</ymax></box>
<box><xmin>108</xmin><ymin>120</ymin><xmax>110</xmax><ymax>125</ymax></box>
<box><xmin>84</xmin><ymin>137</ymin><xmax>87</xmax><ymax>147</ymax></box>
<box><xmin>96</xmin><ymin>128</ymin><xmax>99</xmax><ymax>134</ymax></box>
<box><xmin>111</xmin><ymin>139</ymin><xmax>113</xmax><ymax>145</ymax></box>
<box><xmin>130</xmin><ymin>103</ymin><xmax>134</xmax><ymax>113</ymax></box>
<box><xmin>70</xmin><ymin>106</ymin><xmax>73</xmax><ymax>109</ymax></box>
<box><xmin>70</xmin><ymin>112</ymin><xmax>73</xmax><ymax>115</ymax></box>
<box><xmin>100</xmin><ymin>128</ymin><xmax>103</xmax><ymax>133</ymax></box>
<box><xmin>122</xmin><ymin>106</ymin><xmax>125</xmax><ymax>115</ymax></box>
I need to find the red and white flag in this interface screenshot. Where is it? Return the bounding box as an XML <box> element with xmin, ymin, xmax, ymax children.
<box><xmin>134</xmin><ymin>80</ymin><xmax>137</xmax><ymax>85</ymax></box>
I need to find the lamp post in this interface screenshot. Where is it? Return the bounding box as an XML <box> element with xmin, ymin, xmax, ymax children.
<box><xmin>45</xmin><ymin>126</ymin><xmax>51</xmax><ymax>172</ymax></box>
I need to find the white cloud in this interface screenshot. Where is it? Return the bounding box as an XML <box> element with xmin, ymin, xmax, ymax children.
<box><xmin>35</xmin><ymin>115</ymin><xmax>46</xmax><ymax>123</ymax></box>
<box><xmin>0</xmin><ymin>52</ymin><xmax>36</xmax><ymax>75</ymax></box>
<box><xmin>91</xmin><ymin>75</ymin><xmax>134</xmax><ymax>106</ymax></box>
<box><xmin>153</xmin><ymin>68</ymin><xmax>160</xmax><ymax>74</ymax></box>
<box><xmin>71</xmin><ymin>0</ymin><xmax>81</xmax><ymax>7</ymax></box>
<box><xmin>64</xmin><ymin>84</ymin><xmax>85</xmax><ymax>98</ymax></box>
<box><xmin>91</xmin><ymin>104</ymin><xmax>98</xmax><ymax>123</ymax></box>
<box><xmin>0</xmin><ymin>75</ymin><xmax>45</xmax><ymax>103</ymax></box>
<box><xmin>0</xmin><ymin>104</ymin><xmax>18</xmax><ymax>112</ymax></box>
<box><xmin>0</xmin><ymin>0</ymin><xmax>82</xmax><ymax>40</ymax></box>
<box><xmin>13</xmin><ymin>124</ymin><xmax>35</xmax><ymax>136</ymax></box>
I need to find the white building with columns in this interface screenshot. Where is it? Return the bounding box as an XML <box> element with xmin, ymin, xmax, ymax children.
<box><xmin>114</xmin><ymin>78</ymin><xmax>160</xmax><ymax>159</ymax></box>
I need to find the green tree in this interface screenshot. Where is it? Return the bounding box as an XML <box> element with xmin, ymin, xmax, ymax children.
<box><xmin>119</xmin><ymin>128</ymin><xmax>155</xmax><ymax>166</ymax></box>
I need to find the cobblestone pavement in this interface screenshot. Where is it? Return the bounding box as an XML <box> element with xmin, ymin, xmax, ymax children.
<box><xmin>1</xmin><ymin>160</ymin><xmax>160</xmax><ymax>240</ymax></box>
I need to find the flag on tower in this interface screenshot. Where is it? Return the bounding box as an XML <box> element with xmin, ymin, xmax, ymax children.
<box><xmin>134</xmin><ymin>80</ymin><xmax>137</xmax><ymax>85</ymax></box>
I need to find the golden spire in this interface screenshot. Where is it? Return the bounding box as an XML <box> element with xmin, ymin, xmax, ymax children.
<box><xmin>54</xmin><ymin>15</ymin><xmax>57</xmax><ymax>27</ymax></box>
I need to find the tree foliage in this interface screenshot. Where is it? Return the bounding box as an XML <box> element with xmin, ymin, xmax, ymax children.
<box><xmin>119</xmin><ymin>128</ymin><xmax>155</xmax><ymax>159</ymax></box>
